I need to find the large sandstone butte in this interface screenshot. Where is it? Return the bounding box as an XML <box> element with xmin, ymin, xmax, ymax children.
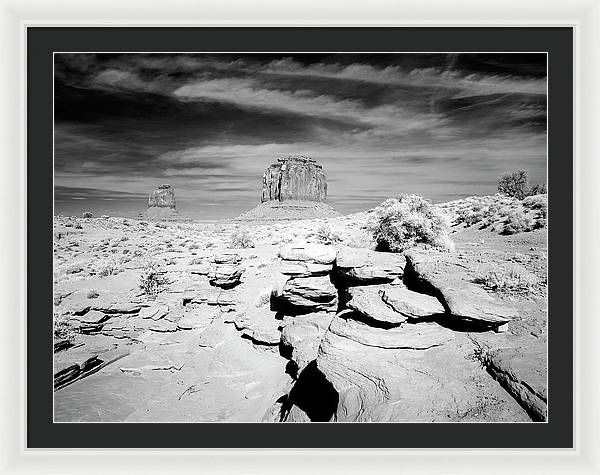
<box><xmin>237</xmin><ymin>155</ymin><xmax>340</xmax><ymax>220</ymax></box>
<box><xmin>148</xmin><ymin>184</ymin><xmax>176</xmax><ymax>209</ymax></box>
<box><xmin>261</xmin><ymin>155</ymin><xmax>327</xmax><ymax>203</ymax></box>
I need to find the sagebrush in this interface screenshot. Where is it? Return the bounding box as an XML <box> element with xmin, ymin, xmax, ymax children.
<box><xmin>473</xmin><ymin>268</ymin><xmax>536</xmax><ymax>293</ymax></box>
<box><xmin>371</xmin><ymin>194</ymin><xmax>453</xmax><ymax>252</ymax></box>
<box><xmin>229</xmin><ymin>228</ymin><xmax>255</xmax><ymax>249</ymax></box>
<box><xmin>139</xmin><ymin>263</ymin><xmax>169</xmax><ymax>296</ymax></box>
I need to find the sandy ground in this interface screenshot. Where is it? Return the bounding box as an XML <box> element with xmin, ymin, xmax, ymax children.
<box><xmin>52</xmin><ymin>200</ymin><xmax>547</xmax><ymax>423</ymax></box>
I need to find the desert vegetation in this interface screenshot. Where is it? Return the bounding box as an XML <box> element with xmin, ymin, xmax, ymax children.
<box><xmin>371</xmin><ymin>194</ymin><xmax>453</xmax><ymax>252</ymax></box>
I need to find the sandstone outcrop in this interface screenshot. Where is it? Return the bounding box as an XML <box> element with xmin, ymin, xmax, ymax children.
<box><xmin>261</xmin><ymin>155</ymin><xmax>327</xmax><ymax>203</ymax></box>
<box><xmin>483</xmin><ymin>345</ymin><xmax>547</xmax><ymax>421</ymax></box>
<box><xmin>404</xmin><ymin>251</ymin><xmax>514</xmax><ymax>327</ymax></box>
<box><xmin>335</xmin><ymin>247</ymin><xmax>406</xmax><ymax>285</ymax></box>
<box><xmin>345</xmin><ymin>286</ymin><xmax>408</xmax><ymax>327</ymax></box>
<box><xmin>280</xmin><ymin>312</ymin><xmax>334</xmax><ymax>374</ymax></box>
<box><xmin>209</xmin><ymin>253</ymin><xmax>244</xmax><ymax>289</ymax></box>
<box><xmin>237</xmin><ymin>156</ymin><xmax>340</xmax><ymax>220</ymax></box>
<box><xmin>149</xmin><ymin>184</ymin><xmax>176</xmax><ymax>208</ymax></box>
<box><xmin>379</xmin><ymin>286</ymin><xmax>445</xmax><ymax>321</ymax></box>
<box><xmin>278</xmin><ymin>275</ymin><xmax>338</xmax><ymax>313</ymax></box>
<box><xmin>279</xmin><ymin>243</ymin><xmax>336</xmax><ymax>277</ymax></box>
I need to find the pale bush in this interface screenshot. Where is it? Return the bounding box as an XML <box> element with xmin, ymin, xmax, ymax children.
<box><xmin>473</xmin><ymin>268</ymin><xmax>536</xmax><ymax>293</ymax></box>
<box><xmin>523</xmin><ymin>194</ymin><xmax>547</xmax><ymax>218</ymax></box>
<box><xmin>313</xmin><ymin>224</ymin><xmax>343</xmax><ymax>245</ymax></box>
<box><xmin>96</xmin><ymin>257</ymin><xmax>122</xmax><ymax>277</ymax></box>
<box><xmin>139</xmin><ymin>262</ymin><xmax>169</xmax><ymax>296</ymax></box>
<box><xmin>502</xmin><ymin>210</ymin><xmax>534</xmax><ymax>235</ymax></box>
<box><xmin>229</xmin><ymin>228</ymin><xmax>255</xmax><ymax>249</ymax></box>
<box><xmin>371</xmin><ymin>194</ymin><xmax>453</xmax><ymax>252</ymax></box>
<box><xmin>54</xmin><ymin>313</ymin><xmax>78</xmax><ymax>340</ymax></box>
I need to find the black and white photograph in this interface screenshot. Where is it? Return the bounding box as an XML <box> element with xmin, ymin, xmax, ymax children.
<box><xmin>52</xmin><ymin>52</ymin><xmax>548</xmax><ymax>423</ymax></box>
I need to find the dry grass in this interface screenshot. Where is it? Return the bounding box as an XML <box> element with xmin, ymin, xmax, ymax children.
<box><xmin>473</xmin><ymin>267</ymin><xmax>536</xmax><ymax>293</ymax></box>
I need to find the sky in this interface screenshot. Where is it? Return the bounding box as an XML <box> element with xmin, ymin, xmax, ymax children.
<box><xmin>54</xmin><ymin>53</ymin><xmax>547</xmax><ymax>219</ymax></box>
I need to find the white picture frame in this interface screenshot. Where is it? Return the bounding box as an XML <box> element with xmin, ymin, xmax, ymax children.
<box><xmin>1</xmin><ymin>0</ymin><xmax>598</xmax><ymax>473</ymax></box>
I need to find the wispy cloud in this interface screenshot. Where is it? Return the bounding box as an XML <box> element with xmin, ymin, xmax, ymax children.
<box><xmin>54</xmin><ymin>53</ymin><xmax>547</xmax><ymax>218</ymax></box>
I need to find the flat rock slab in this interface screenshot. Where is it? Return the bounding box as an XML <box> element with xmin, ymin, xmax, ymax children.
<box><xmin>177</xmin><ymin>311</ymin><xmax>214</xmax><ymax>330</ymax></box>
<box><xmin>234</xmin><ymin>307</ymin><xmax>281</xmax><ymax>345</ymax></box>
<box><xmin>76</xmin><ymin>310</ymin><xmax>110</xmax><ymax>325</ymax></box>
<box><xmin>336</xmin><ymin>247</ymin><xmax>405</xmax><ymax>284</ymax></box>
<box><xmin>279</xmin><ymin>243</ymin><xmax>337</xmax><ymax>264</ymax></box>
<box><xmin>328</xmin><ymin>315</ymin><xmax>454</xmax><ymax>350</ymax></box>
<box><xmin>404</xmin><ymin>251</ymin><xmax>514</xmax><ymax>325</ymax></box>
<box><xmin>279</xmin><ymin>260</ymin><xmax>332</xmax><ymax>277</ymax></box>
<box><xmin>279</xmin><ymin>275</ymin><xmax>338</xmax><ymax>312</ymax></box>
<box><xmin>484</xmin><ymin>345</ymin><xmax>547</xmax><ymax>421</ymax></box>
<box><xmin>149</xmin><ymin>320</ymin><xmax>178</xmax><ymax>332</ymax></box>
<box><xmin>139</xmin><ymin>305</ymin><xmax>169</xmax><ymax>320</ymax></box>
<box><xmin>379</xmin><ymin>286</ymin><xmax>444</xmax><ymax>320</ymax></box>
<box><xmin>346</xmin><ymin>286</ymin><xmax>407</xmax><ymax>326</ymax></box>
<box><xmin>212</xmin><ymin>253</ymin><xmax>242</xmax><ymax>265</ymax></box>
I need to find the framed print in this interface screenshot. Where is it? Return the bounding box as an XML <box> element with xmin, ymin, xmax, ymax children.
<box><xmin>1</xmin><ymin>0</ymin><xmax>598</xmax><ymax>473</ymax></box>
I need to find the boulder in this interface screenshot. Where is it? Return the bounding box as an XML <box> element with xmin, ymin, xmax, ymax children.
<box><xmin>278</xmin><ymin>276</ymin><xmax>338</xmax><ymax>312</ymax></box>
<box><xmin>280</xmin><ymin>313</ymin><xmax>334</xmax><ymax>373</ymax></box>
<box><xmin>345</xmin><ymin>286</ymin><xmax>407</xmax><ymax>326</ymax></box>
<box><xmin>336</xmin><ymin>247</ymin><xmax>406</xmax><ymax>284</ymax></box>
<box><xmin>233</xmin><ymin>307</ymin><xmax>281</xmax><ymax>346</ymax></box>
<box><xmin>379</xmin><ymin>286</ymin><xmax>444</xmax><ymax>320</ymax></box>
<box><xmin>148</xmin><ymin>184</ymin><xmax>176</xmax><ymax>209</ymax></box>
<box><xmin>209</xmin><ymin>265</ymin><xmax>243</xmax><ymax>289</ymax></box>
<box><xmin>261</xmin><ymin>155</ymin><xmax>327</xmax><ymax>203</ymax></box>
<box><xmin>209</xmin><ymin>253</ymin><xmax>244</xmax><ymax>289</ymax></box>
<box><xmin>404</xmin><ymin>251</ymin><xmax>514</xmax><ymax>326</ymax></box>
<box><xmin>279</xmin><ymin>243</ymin><xmax>336</xmax><ymax>277</ymax></box>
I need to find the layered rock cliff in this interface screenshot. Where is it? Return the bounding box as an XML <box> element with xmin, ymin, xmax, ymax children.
<box><xmin>148</xmin><ymin>184</ymin><xmax>176</xmax><ymax>209</ymax></box>
<box><xmin>261</xmin><ymin>156</ymin><xmax>327</xmax><ymax>203</ymax></box>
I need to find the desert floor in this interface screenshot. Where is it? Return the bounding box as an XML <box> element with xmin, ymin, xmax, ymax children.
<box><xmin>52</xmin><ymin>199</ymin><xmax>547</xmax><ymax>423</ymax></box>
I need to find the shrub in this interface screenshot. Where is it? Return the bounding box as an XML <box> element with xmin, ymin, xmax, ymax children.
<box><xmin>82</xmin><ymin>211</ymin><xmax>93</xmax><ymax>218</ymax></box>
<box><xmin>502</xmin><ymin>210</ymin><xmax>534</xmax><ymax>235</ymax></box>
<box><xmin>139</xmin><ymin>263</ymin><xmax>169</xmax><ymax>296</ymax></box>
<box><xmin>498</xmin><ymin>169</ymin><xmax>529</xmax><ymax>200</ymax></box>
<box><xmin>97</xmin><ymin>257</ymin><xmax>121</xmax><ymax>277</ymax></box>
<box><xmin>371</xmin><ymin>194</ymin><xmax>453</xmax><ymax>252</ymax></box>
<box><xmin>313</xmin><ymin>224</ymin><xmax>343</xmax><ymax>244</ymax></box>
<box><xmin>229</xmin><ymin>228</ymin><xmax>255</xmax><ymax>249</ymax></box>
<box><xmin>523</xmin><ymin>194</ymin><xmax>547</xmax><ymax>218</ymax></box>
<box><xmin>54</xmin><ymin>313</ymin><xmax>78</xmax><ymax>340</ymax></box>
<box><xmin>473</xmin><ymin>268</ymin><xmax>536</xmax><ymax>293</ymax></box>
<box><xmin>528</xmin><ymin>183</ymin><xmax>547</xmax><ymax>195</ymax></box>
<box><xmin>86</xmin><ymin>289</ymin><xmax>99</xmax><ymax>299</ymax></box>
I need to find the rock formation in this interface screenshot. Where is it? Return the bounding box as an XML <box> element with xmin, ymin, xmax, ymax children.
<box><xmin>144</xmin><ymin>184</ymin><xmax>179</xmax><ymax>220</ymax></box>
<box><xmin>237</xmin><ymin>155</ymin><xmax>340</xmax><ymax>220</ymax></box>
<box><xmin>149</xmin><ymin>184</ymin><xmax>176</xmax><ymax>209</ymax></box>
<box><xmin>261</xmin><ymin>155</ymin><xmax>327</xmax><ymax>203</ymax></box>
